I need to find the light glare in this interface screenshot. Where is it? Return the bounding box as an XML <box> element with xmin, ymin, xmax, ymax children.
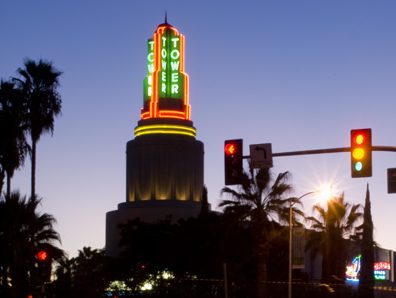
<box><xmin>317</xmin><ymin>183</ymin><xmax>335</xmax><ymax>202</ymax></box>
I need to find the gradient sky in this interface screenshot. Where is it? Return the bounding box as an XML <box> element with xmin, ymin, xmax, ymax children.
<box><xmin>1</xmin><ymin>0</ymin><xmax>396</xmax><ymax>257</ymax></box>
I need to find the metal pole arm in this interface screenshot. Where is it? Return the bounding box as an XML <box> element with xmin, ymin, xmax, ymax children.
<box><xmin>272</xmin><ymin>146</ymin><xmax>396</xmax><ymax>158</ymax></box>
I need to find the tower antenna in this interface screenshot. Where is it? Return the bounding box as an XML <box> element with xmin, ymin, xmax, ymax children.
<box><xmin>165</xmin><ymin>11</ymin><xmax>168</xmax><ymax>24</ymax></box>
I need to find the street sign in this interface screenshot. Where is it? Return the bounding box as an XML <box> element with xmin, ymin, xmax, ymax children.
<box><xmin>250</xmin><ymin>143</ymin><xmax>273</xmax><ymax>168</ymax></box>
<box><xmin>387</xmin><ymin>168</ymin><xmax>396</xmax><ymax>194</ymax></box>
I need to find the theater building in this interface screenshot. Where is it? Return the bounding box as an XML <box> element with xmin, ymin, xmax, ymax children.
<box><xmin>106</xmin><ymin>20</ymin><xmax>204</xmax><ymax>257</ymax></box>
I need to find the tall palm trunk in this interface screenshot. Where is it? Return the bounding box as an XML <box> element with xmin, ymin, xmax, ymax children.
<box><xmin>257</xmin><ymin>245</ymin><xmax>269</xmax><ymax>298</ymax></box>
<box><xmin>254</xmin><ymin>216</ymin><xmax>269</xmax><ymax>298</ymax></box>
<box><xmin>0</xmin><ymin>171</ymin><xmax>4</xmax><ymax>194</ymax></box>
<box><xmin>6</xmin><ymin>174</ymin><xmax>11</xmax><ymax>197</ymax></box>
<box><xmin>31</xmin><ymin>139</ymin><xmax>36</xmax><ymax>198</ymax></box>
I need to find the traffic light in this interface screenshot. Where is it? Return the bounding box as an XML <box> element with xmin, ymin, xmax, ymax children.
<box><xmin>36</xmin><ymin>248</ymin><xmax>51</xmax><ymax>281</ymax></box>
<box><xmin>350</xmin><ymin>129</ymin><xmax>372</xmax><ymax>178</ymax></box>
<box><xmin>36</xmin><ymin>250</ymin><xmax>48</xmax><ymax>261</ymax></box>
<box><xmin>224</xmin><ymin>139</ymin><xmax>243</xmax><ymax>185</ymax></box>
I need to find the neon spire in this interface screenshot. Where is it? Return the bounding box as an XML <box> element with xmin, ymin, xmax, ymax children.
<box><xmin>141</xmin><ymin>21</ymin><xmax>191</xmax><ymax>121</ymax></box>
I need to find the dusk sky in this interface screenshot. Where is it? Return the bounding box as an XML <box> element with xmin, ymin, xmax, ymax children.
<box><xmin>1</xmin><ymin>1</ymin><xmax>396</xmax><ymax>257</ymax></box>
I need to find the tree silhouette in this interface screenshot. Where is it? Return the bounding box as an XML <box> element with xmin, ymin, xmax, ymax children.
<box><xmin>0</xmin><ymin>192</ymin><xmax>63</xmax><ymax>297</ymax></box>
<box><xmin>306</xmin><ymin>194</ymin><xmax>362</xmax><ymax>281</ymax></box>
<box><xmin>358</xmin><ymin>184</ymin><xmax>374</xmax><ymax>298</ymax></box>
<box><xmin>53</xmin><ymin>247</ymin><xmax>108</xmax><ymax>297</ymax></box>
<box><xmin>13</xmin><ymin>59</ymin><xmax>62</xmax><ymax>198</ymax></box>
<box><xmin>220</xmin><ymin>166</ymin><xmax>293</xmax><ymax>298</ymax></box>
<box><xmin>0</xmin><ymin>80</ymin><xmax>29</xmax><ymax>196</ymax></box>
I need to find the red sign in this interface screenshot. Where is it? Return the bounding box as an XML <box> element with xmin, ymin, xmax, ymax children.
<box><xmin>374</xmin><ymin>262</ymin><xmax>390</xmax><ymax>270</ymax></box>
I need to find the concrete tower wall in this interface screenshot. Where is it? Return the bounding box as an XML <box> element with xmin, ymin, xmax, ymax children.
<box><xmin>106</xmin><ymin>134</ymin><xmax>204</xmax><ymax>257</ymax></box>
<box><xmin>126</xmin><ymin>134</ymin><xmax>204</xmax><ymax>202</ymax></box>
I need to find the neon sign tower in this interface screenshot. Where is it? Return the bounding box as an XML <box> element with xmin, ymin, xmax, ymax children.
<box><xmin>140</xmin><ymin>21</ymin><xmax>191</xmax><ymax>124</ymax></box>
<box><xmin>106</xmin><ymin>20</ymin><xmax>204</xmax><ymax>256</ymax></box>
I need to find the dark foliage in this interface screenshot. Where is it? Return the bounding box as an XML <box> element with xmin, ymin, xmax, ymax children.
<box><xmin>51</xmin><ymin>247</ymin><xmax>109</xmax><ymax>298</ymax></box>
<box><xmin>306</xmin><ymin>194</ymin><xmax>362</xmax><ymax>282</ymax></box>
<box><xmin>0</xmin><ymin>80</ymin><xmax>29</xmax><ymax>196</ymax></box>
<box><xmin>0</xmin><ymin>192</ymin><xmax>63</xmax><ymax>298</ymax></box>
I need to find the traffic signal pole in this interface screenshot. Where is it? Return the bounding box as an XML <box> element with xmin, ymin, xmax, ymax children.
<box><xmin>243</xmin><ymin>146</ymin><xmax>396</xmax><ymax>159</ymax></box>
<box><xmin>243</xmin><ymin>144</ymin><xmax>396</xmax><ymax>298</ymax></box>
<box><xmin>272</xmin><ymin>147</ymin><xmax>350</xmax><ymax>157</ymax></box>
<box><xmin>372</xmin><ymin>146</ymin><xmax>396</xmax><ymax>152</ymax></box>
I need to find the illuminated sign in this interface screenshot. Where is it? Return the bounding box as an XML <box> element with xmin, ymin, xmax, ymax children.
<box><xmin>144</xmin><ymin>34</ymin><xmax>182</xmax><ymax>99</ymax></box>
<box><xmin>143</xmin><ymin>39</ymin><xmax>155</xmax><ymax>101</ymax></box>
<box><xmin>374</xmin><ymin>262</ymin><xmax>390</xmax><ymax>270</ymax></box>
<box><xmin>346</xmin><ymin>255</ymin><xmax>361</xmax><ymax>281</ymax></box>
<box><xmin>346</xmin><ymin>256</ymin><xmax>391</xmax><ymax>282</ymax></box>
<box><xmin>374</xmin><ymin>270</ymin><xmax>386</xmax><ymax>280</ymax></box>
<box><xmin>142</xmin><ymin>23</ymin><xmax>190</xmax><ymax>121</ymax></box>
<box><xmin>373</xmin><ymin>262</ymin><xmax>390</xmax><ymax>280</ymax></box>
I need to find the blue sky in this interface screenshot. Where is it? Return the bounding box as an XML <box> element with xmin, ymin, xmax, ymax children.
<box><xmin>1</xmin><ymin>0</ymin><xmax>396</xmax><ymax>257</ymax></box>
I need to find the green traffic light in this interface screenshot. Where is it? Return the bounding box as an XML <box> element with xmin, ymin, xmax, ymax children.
<box><xmin>355</xmin><ymin>162</ymin><xmax>363</xmax><ymax>172</ymax></box>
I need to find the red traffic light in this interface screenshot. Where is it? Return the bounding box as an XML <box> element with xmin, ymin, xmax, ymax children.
<box><xmin>225</xmin><ymin>143</ymin><xmax>237</xmax><ymax>155</ymax></box>
<box><xmin>37</xmin><ymin>250</ymin><xmax>48</xmax><ymax>261</ymax></box>
<box><xmin>224</xmin><ymin>139</ymin><xmax>243</xmax><ymax>185</ymax></box>
<box><xmin>353</xmin><ymin>133</ymin><xmax>365</xmax><ymax>145</ymax></box>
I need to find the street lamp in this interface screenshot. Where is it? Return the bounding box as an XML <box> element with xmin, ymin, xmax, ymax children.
<box><xmin>288</xmin><ymin>191</ymin><xmax>315</xmax><ymax>298</ymax></box>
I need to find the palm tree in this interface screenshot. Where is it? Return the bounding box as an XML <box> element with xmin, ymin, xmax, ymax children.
<box><xmin>306</xmin><ymin>194</ymin><xmax>362</xmax><ymax>281</ymax></box>
<box><xmin>68</xmin><ymin>247</ymin><xmax>107</xmax><ymax>297</ymax></box>
<box><xmin>0</xmin><ymin>191</ymin><xmax>63</xmax><ymax>297</ymax></box>
<box><xmin>220</xmin><ymin>166</ymin><xmax>294</xmax><ymax>298</ymax></box>
<box><xmin>13</xmin><ymin>59</ymin><xmax>62</xmax><ymax>198</ymax></box>
<box><xmin>0</xmin><ymin>80</ymin><xmax>29</xmax><ymax>196</ymax></box>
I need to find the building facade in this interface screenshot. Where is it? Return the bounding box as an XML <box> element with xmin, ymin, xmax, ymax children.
<box><xmin>106</xmin><ymin>21</ymin><xmax>204</xmax><ymax>257</ymax></box>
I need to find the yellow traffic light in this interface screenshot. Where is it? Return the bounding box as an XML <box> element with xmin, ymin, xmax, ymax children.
<box><xmin>352</xmin><ymin>147</ymin><xmax>365</xmax><ymax>160</ymax></box>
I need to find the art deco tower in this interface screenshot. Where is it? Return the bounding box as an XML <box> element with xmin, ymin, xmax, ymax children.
<box><xmin>106</xmin><ymin>21</ymin><xmax>204</xmax><ymax>256</ymax></box>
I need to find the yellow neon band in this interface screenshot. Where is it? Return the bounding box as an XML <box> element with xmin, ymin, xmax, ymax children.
<box><xmin>135</xmin><ymin>124</ymin><xmax>195</xmax><ymax>132</ymax></box>
<box><xmin>134</xmin><ymin>124</ymin><xmax>196</xmax><ymax>137</ymax></box>
<box><xmin>135</xmin><ymin>130</ymin><xmax>195</xmax><ymax>137</ymax></box>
